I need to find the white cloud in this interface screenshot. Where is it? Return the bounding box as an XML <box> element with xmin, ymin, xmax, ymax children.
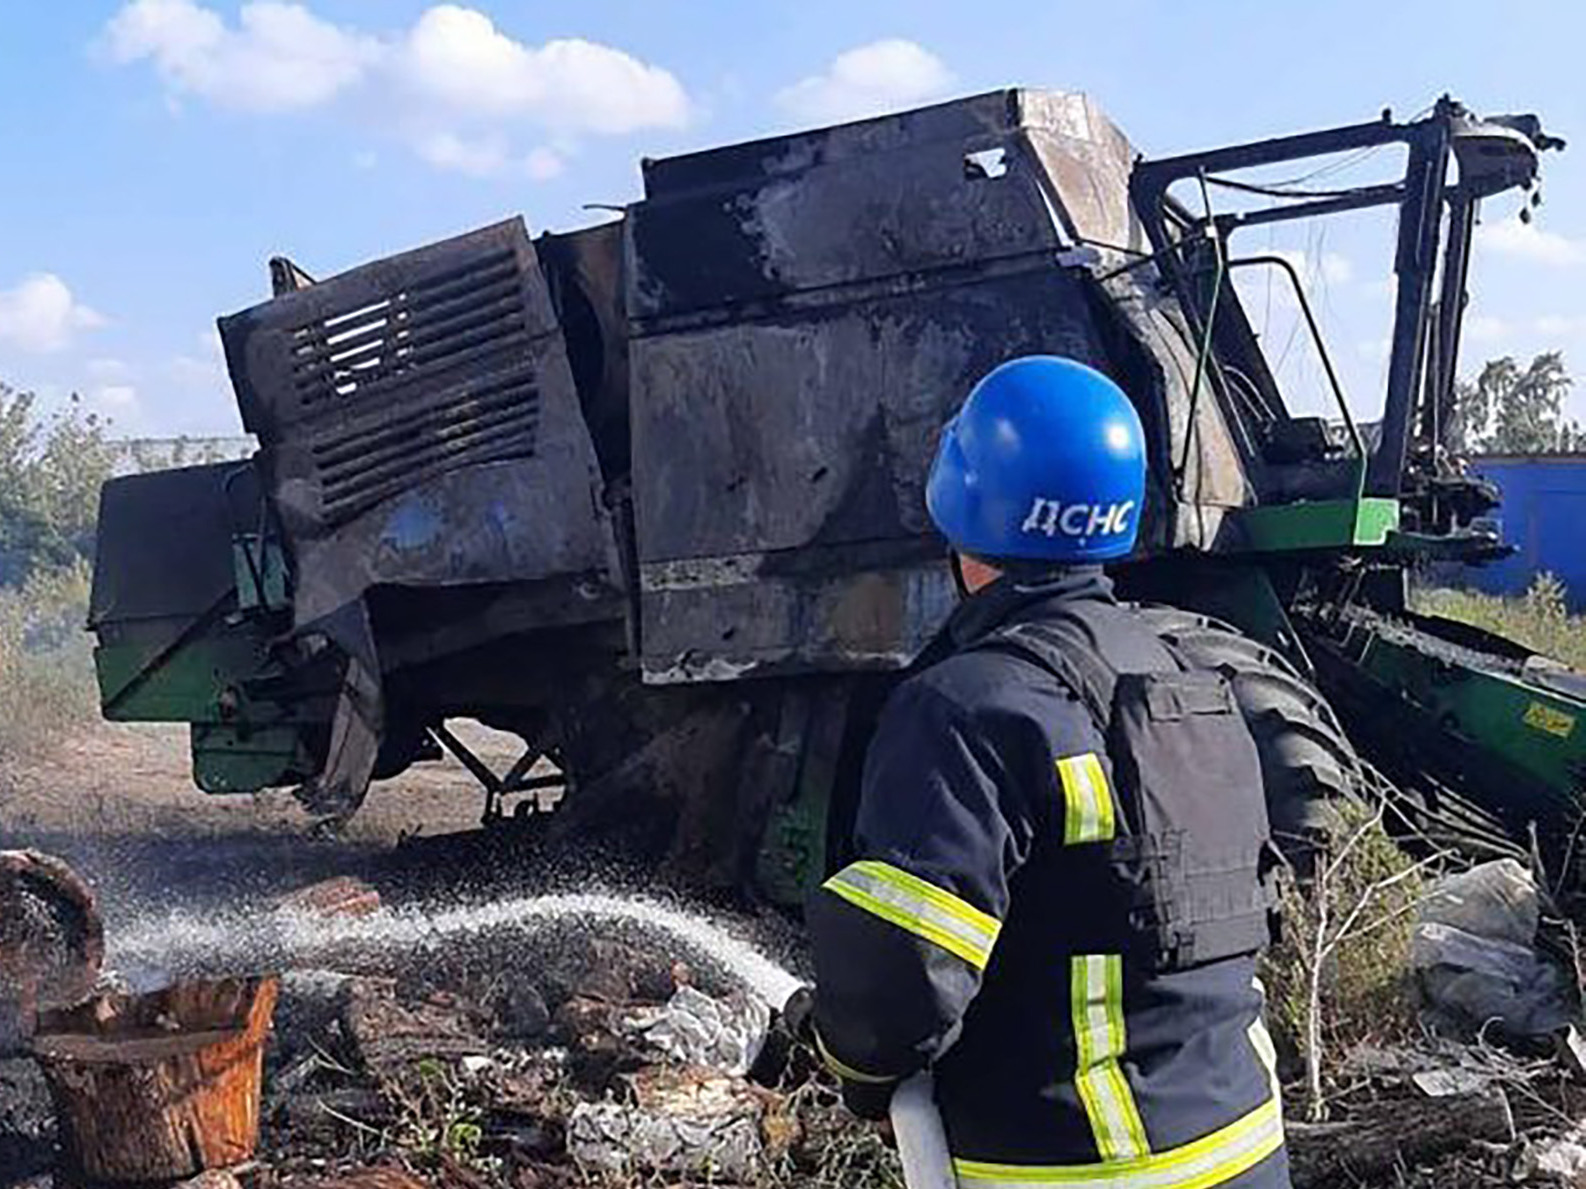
<box><xmin>1233</xmin><ymin>248</ymin><xmax>1354</xmax><ymax>317</ymax></box>
<box><xmin>1319</xmin><ymin>252</ymin><xmax>1353</xmax><ymax>285</ymax></box>
<box><xmin>101</xmin><ymin>0</ymin><xmax>378</xmax><ymax>113</ymax></box>
<box><xmin>395</xmin><ymin>6</ymin><xmax>689</xmax><ymax>134</ymax></box>
<box><xmin>523</xmin><ymin>146</ymin><xmax>565</xmax><ymax>181</ymax></box>
<box><xmin>1359</xmin><ymin>277</ymin><xmax>1396</xmax><ymax>304</ymax></box>
<box><xmin>414</xmin><ymin>129</ymin><xmax>511</xmax><ymax>177</ymax></box>
<box><xmin>1356</xmin><ymin>337</ymin><xmax>1392</xmax><ymax>361</ymax></box>
<box><xmin>166</xmin><ymin>327</ymin><xmax>229</xmax><ymax>391</ymax></box>
<box><xmin>94</xmin><ymin>385</ymin><xmax>140</xmax><ymax>412</ymax></box>
<box><xmin>83</xmin><ymin>384</ymin><xmax>144</xmax><ymax>433</ymax></box>
<box><xmin>1536</xmin><ymin>314</ymin><xmax>1586</xmax><ymax>338</ymax></box>
<box><xmin>1476</xmin><ymin>215</ymin><xmax>1586</xmax><ymax>267</ymax></box>
<box><xmin>169</xmin><ymin>354</ymin><xmax>224</xmax><ymax>387</ymax></box>
<box><xmin>0</xmin><ymin>274</ymin><xmax>106</xmax><ymax>354</ymax></box>
<box><xmin>776</xmin><ymin>39</ymin><xmax>954</xmax><ymax>124</ymax></box>
<box><xmin>85</xmin><ymin>357</ymin><xmax>133</xmax><ymax>381</ymax></box>
<box><xmin>410</xmin><ymin>132</ymin><xmax>567</xmax><ymax>181</ymax></box>
<box><xmin>101</xmin><ymin>2</ymin><xmax>692</xmax><ymax>177</ymax></box>
<box><xmin>1465</xmin><ymin>314</ymin><xmax>1511</xmax><ymax>343</ymax></box>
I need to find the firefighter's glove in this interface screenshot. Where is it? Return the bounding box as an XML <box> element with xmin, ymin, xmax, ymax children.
<box><xmin>776</xmin><ymin>986</ymin><xmax>898</xmax><ymax>1118</ymax></box>
<box><xmin>779</xmin><ymin>985</ymin><xmax>816</xmax><ymax>1046</ymax></box>
<box><xmin>749</xmin><ymin>985</ymin><xmax>815</xmax><ymax>1085</ymax></box>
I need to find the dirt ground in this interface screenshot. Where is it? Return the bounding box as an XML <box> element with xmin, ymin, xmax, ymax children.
<box><xmin>3</xmin><ymin>718</ymin><xmax>1584</xmax><ymax>1189</ymax></box>
<box><xmin>0</xmin><ymin>719</ymin><xmax>839</xmax><ymax>1189</ymax></box>
<box><xmin>1</xmin><ymin>719</ymin><xmax>509</xmax><ymax>845</ymax></box>
<box><xmin>0</xmin><ymin>719</ymin><xmax>546</xmax><ymax>927</ymax></box>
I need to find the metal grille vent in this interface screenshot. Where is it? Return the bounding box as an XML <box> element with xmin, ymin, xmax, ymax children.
<box><xmin>289</xmin><ymin>249</ymin><xmax>525</xmax><ymax>408</ymax></box>
<box><xmin>311</xmin><ymin>369</ymin><xmax>540</xmax><ymax>524</ymax></box>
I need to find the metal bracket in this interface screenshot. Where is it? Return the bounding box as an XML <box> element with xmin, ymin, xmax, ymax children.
<box><xmin>428</xmin><ymin>722</ymin><xmax>567</xmax><ymax>826</ymax></box>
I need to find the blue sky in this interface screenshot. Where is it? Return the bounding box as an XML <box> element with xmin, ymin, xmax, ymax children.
<box><xmin>2</xmin><ymin>0</ymin><xmax>1584</xmax><ymax>438</ymax></box>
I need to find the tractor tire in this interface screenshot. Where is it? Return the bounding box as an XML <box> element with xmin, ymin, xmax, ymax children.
<box><xmin>1137</xmin><ymin>607</ymin><xmax>1362</xmax><ymax>863</ymax></box>
<box><xmin>1140</xmin><ymin>607</ymin><xmax>1524</xmax><ymax>872</ymax></box>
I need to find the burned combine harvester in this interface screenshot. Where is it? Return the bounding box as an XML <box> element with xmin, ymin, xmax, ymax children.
<box><xmin>89</xmin><ymin>91</ymin><xmax>1585</xmax><ymax>903</ymax></box>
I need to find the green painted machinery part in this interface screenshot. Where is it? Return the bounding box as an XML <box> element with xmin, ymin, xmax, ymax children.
<box><xmin>1349</xmin><ymin>621</ymin><xmax>1585</xmax><ymax>818</ymax></box>
<box><xmin>192</xmin><ymin>723</ymin><xmax>316</xmax><ymax>793</ymax></box>
<box><xmin>97</xmin><ymin>617</ymin><xmax>327</xmax><ymax>795</ymax></box>
<box><xmin>96</xmin><ymin>534</ymin><xmax>326</xmax><ymax>795</ymax></box>
<box><xmin>233</xmin><ymin>534</ymin><xmax>290</xmax><ymax>611</ymax></box>
<box><xmin>1229</xmin><ymin>498</ymin><xmax>1401</xmax><ymax>552</ymax></box>
<box><xmin>96</xmin><ymin>625</ymin><xmax>274</xmax><ymax>724</ymax></box>
<box><xmin>754</xmin><ymin>684</ymin><xmax>853</xmax><ymax>905</ymax></box>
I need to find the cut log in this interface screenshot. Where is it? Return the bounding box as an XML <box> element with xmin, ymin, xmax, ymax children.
<box><xmin>0</xmin><ymin>850</ymin><xmax>104</xmax><ymax>1054</ymax></box>
<box><xmin>275</xmin><ymin>875</ymin><xmax>382</xmax><ymax>919</ymax></box>
<box><xmin>1287</xmin><ymin>1090</ymin><xmax>1512</xmax><ymax>1186</ymax></box>
<box><xmin>337</xmin><ymin>977</ymin><xmax>488</xmax><ymax>1078</ymax></box>
<box><xmin>30</xmin><ymin>975</ymin><xmax>278</xmax><ymax>1185</ymax></box>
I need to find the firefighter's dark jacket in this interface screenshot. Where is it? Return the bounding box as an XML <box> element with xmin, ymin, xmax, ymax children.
<box><xmin>808</xmin><ymin>568</ymin><xmax>1289</xmax><ymax>1189</ymax></box>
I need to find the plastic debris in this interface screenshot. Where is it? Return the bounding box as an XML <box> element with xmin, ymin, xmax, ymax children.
<box><xmin>642</xmin><ymin>984</ymin><xmax>771</xmax><ymax>1076</ymax></box>
<box><xmin>566</xmin><ymin>1066</ymin><xmax>764</xmax><ymax>1179</ymax></box>
<box><xmin>1410</xmin><ymin>1067</ymin><xmax>1492</xmax><ymax>1097</ymax></box>
<box><xmin>1411</xmin><ymin>860</ymin><xmax>1575</xmax><ymax>1042</ymax></box>
<box><xmin>1514</xmin><ymin>1129</ymin><xmax>1586</xmax><ymax>1183</ymax></box>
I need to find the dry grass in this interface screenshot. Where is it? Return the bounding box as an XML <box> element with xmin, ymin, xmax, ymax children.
<box><xmin>0</xmin><ymin>563</ymin><xmax>97</xmax><ymax>762</ymax></box>
<box><xmin>1416</xmin><ymin>573</ymin><xmax>1586</xmax><ymax>670</ymax></box>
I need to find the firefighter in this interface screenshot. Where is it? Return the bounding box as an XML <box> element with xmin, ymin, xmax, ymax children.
<box><xmin>804</xmin><ymin>355</ymin><xmax>1290</xmax><ymax>1188</ymax></box>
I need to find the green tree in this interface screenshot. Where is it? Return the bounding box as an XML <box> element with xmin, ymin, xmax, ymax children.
<box><xmin>0</xmin><ymin>383</ymin><xmax>118</xmax><ymax>587</ymax></box>
<box><xmin>1453</xmin><ymin>351</ymin><xmax>1580</xmax><ymax>454</ymax></box>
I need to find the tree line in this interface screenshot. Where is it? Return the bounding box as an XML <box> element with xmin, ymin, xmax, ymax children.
<box><xmin>0</xmin><ymin>385</ymin><xmax>117</xmax><ymax>588</ymax></box>
<box><xmin>1451</xmin><ymin>350</ymin><xmax>1580</xmax><ymax>454</ymax></box>
<box><xmin>0</xmin><ymin>382</ymin><xmax>242</xmax><ymax>589</ymax></box>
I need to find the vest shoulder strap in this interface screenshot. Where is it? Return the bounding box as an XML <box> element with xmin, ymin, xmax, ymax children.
<box><xmin>974</xmin><ymin>602</ymin><xmax>1156</xmax><ymax>729</ymax></box>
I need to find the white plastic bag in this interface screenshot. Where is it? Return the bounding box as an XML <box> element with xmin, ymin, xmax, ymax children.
<box><xmin>1411</xmin><ymin>860</ymin><xmax>1573</xmax><ymax>1040</ymax></box>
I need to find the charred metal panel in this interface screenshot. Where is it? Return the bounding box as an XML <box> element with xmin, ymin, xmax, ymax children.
<box><xmin>1017</xmin><ymin>91</ymin><xmax>1145</xmax><ymax>251</ymax></box>
<box><xmin>626</xmin><ymin>88</ymin><xmax>1201</xmax><ymax>683</ymax></box>
<box><xmin>535</xmin><ymin>222</ymin><xmax>631</xmax><ymax>483</ymax></box>
<box><xmin>219</xmin><ymin>218</ymin><xmax>617</xmax><ymax>628</ymax></box>
<box><xmin>90</xmin><ymin>461</ymin><xmax>255</xmax><ymax>630</ymax></box>
<box><xmin>640</xmin><ymin>541</ymin><xmax>957</xmax><ymax>683</ymax></box>
<box><xmin>1094</xmin><ymin>273</ymin><xmax>1256</xmax><ymax>553</ymax></box>
<box><xmin>634</xmin><ymin>92</ymin><xmax>1061</xmax><ymax>317</ymax></box>
<box><xmin>632</xmin><ymin>267</ymin><xmax>1108</xmax><ymax>560</ymax></box>
<box><xmin>218</xmin><ymin>218</ymin><xmax>618</xmax><ymax>819</ymax></box>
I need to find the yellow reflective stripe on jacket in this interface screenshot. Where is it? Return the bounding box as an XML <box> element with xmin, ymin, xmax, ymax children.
<box><xmin>1248</xmin><ymin>978</ymin><xmax>1281</xmax><ymax>1104</ymax></box>
<box><xmin>1058</xmin><ymin>754</ymin><xmax>1115</xmax><ymax>844</ymax></box>
<box><xmin>813</xmin><ymin>1027</ymin><xmax>896</xmax><ymax>1085</ymax></box>
<box><xmin>952</xmin><ymin>1094</ymin><xmax>1284</xmax><ymax>1189</ymax></box>
<box><xmin>1247</xmin><ymin>1017</ymin><xmax>1280</xmax><ymax>1102</ymax></box>
<box><xmin>821</xmin><ymin>860</ymin><xmax>1001</xmax><ymax>969</ymax></box>
<box><xmin>1071</xmin><ymin>954</ymin><xmax>1149</xmax><ymax>1161</ymax></box>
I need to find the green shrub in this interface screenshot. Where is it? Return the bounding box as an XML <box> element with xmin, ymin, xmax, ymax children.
<box><xmin>0</xmin><ymin>384</ymin><xmax>117</xmax><ymax>589</ymax></box>
<box><xmin>1260</xmin><ymin>796</ymin><xmax>1426</xmax><ymax>1119</ymax></box>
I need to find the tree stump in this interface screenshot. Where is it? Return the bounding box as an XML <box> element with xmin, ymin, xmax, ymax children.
<box><xmin>30</xmin><ymin>975</ymin><xmax>278</xmax><ymax>1185</ymax></box>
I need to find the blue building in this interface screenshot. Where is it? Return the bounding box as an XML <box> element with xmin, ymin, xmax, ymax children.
<box><xmin>1460</xmin><ymin>453</ymin><xmax>1586</xmax><ymax>609</ymax></box>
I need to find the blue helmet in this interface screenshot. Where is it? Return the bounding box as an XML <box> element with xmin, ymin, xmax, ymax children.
<box><xmin>926</xmin><ymin>356</ymin><xmax>1146</xmax><ymax>563</ymax></box>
